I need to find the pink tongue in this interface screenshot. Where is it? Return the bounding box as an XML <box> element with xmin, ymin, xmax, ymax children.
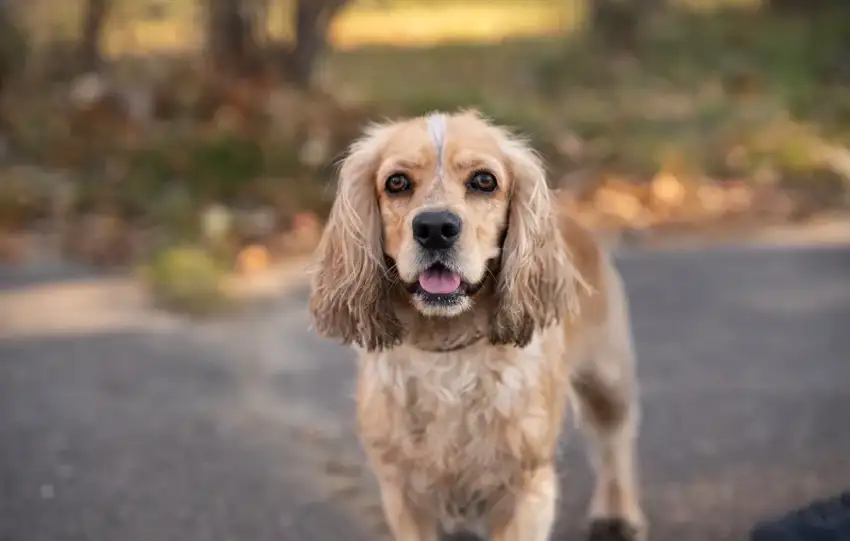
<box><xmin>418</xmin><ymin>268</ymin><xmax>461</xmax><ymax>295</ymax></box>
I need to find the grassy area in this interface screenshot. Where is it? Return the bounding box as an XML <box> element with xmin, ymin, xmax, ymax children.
<box><xmin>325</xmin><ymin>7</ymin><xmax>850</xmax><ymax>181</ymax></box>
<box><xmin>328</xmin><ymin>2</ymin><xmax>578</xmax><ymax>50</ymax></box>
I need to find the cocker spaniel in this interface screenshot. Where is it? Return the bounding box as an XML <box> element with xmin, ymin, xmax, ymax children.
<box><xmin>308</xmin><ymin>110</ymin><xmax>645</xmax><ymax>541</ymax></box>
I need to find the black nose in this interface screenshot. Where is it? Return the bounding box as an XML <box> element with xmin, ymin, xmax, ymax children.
<box><xmin>412</xmin><ymin>210</ymin><xmax>462</xmax><ymax>250</ymax></box>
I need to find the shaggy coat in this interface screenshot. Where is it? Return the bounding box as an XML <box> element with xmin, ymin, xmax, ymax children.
<box><xmin>309</xmin><ymin>110</ymin><xmax>645</xmax><ymax>541</ymax></box>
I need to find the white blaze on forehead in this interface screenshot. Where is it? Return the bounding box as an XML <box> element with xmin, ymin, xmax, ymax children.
<box><xmin>426</xmin><ymin>113</ymin><xmax>447</xmax><ymax>177</ymax></box>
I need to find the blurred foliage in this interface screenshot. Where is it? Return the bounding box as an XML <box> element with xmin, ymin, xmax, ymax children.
<box><xmin>140</xmin><ymin>244</ymin><xmax>231</xmax><ymax>315</ymax></box>
<box><xmin>0</xmin><ymin>0</ymin><xmax>849</xmax><ymax>292</ymax></box>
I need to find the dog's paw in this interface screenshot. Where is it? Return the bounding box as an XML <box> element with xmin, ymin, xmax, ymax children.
<box><xmin>587</xmin><ymin>518</ymin><xmax>641</xmax><ymax>541</ymax></box>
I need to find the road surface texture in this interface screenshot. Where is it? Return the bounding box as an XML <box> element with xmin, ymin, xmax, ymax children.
<box><xmin>1</xmin><ymin>241</ymin><xmax>849</xmax><ymax>541</ymax></box>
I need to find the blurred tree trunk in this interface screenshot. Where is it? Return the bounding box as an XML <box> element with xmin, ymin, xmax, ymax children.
<box><xmin>590</xmin><ymin>0</ymin><xmax>658</xmax><ymax>52</ymax></box>
<box><xmin>206</xmin><ymin>0</ymin><xmax>260</xmax><ymax>76</ymax></box>
<box><xmin>252</xmin><ymin>0</ymin><xmax>271</xmax><ymax>48</ymax></box>
<box><xmin>0</xmin><ymin>0</ymin><xmax>27</xmax><ymax>93</ymax></box>
<box><xmin>0</xmin><ymin>0</ymin><xmax>14</xmax><ymax>93</ymax></box>
<box><xmin>287</xmin><ymin>0</ymin><xmax>351</xmax><ymax>87</ymax></box>
<box><xmin>79</xmin><ymin>0</ymin><xmax>110</xmax><ymax>73</ymax></box>
<box><xmin>0</xmin><ymin>0</ymin><xmax>26</xmax><ymax>146</ymax></box>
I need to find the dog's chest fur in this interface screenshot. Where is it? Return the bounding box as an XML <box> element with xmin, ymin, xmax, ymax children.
<box><xmin>356</xmin><ymin>327</ymin><xmax>569</xmax><ymax>530</ymax></box>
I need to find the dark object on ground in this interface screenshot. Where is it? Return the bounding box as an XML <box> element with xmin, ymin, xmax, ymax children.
<box><xmin>750</xmin><ymin>492</ymin><xmax>850</xmax><ymax>541</ymax></box>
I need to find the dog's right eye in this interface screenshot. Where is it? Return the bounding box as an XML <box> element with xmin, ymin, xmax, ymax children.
<box><xmin>385</xmin><ymin>174</ymin><xmax>412</xmax><ymax>194</ymax></box>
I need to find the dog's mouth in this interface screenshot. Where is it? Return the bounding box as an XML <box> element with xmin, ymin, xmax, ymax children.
<box><xmin>404</xmin><ymin>262</ymin><xmax>481</xmax><ymax>305</ymax></box>
<box><xmin>418</xmin><ymin>263</ymin><xmax>462</xmax><ymax>295</ymax></box>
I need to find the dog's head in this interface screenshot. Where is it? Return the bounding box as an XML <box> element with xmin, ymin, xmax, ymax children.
<box><xmin>309</xmin><ymin>110</ymin><xmax>574</xmax><ymax>351</ymax></box>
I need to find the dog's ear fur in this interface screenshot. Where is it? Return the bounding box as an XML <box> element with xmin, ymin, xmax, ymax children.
<box><xmin>308</xmin><ymin>124</ymin><xmax>404</xmax><ymax>351</ymax></box>
<box><xmin>488</xmin><ymin>131</ymin><xmax>575</xmax><ymax>347</ymax></box>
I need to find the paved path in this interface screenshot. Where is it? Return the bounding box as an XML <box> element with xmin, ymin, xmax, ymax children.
<box><xmin>1</xmin><ymin>242</ymin><xmax>849</xmax><ymax>541</ymax></box>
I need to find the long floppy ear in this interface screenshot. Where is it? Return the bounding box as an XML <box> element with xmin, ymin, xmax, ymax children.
<box><xmin>488</xmin><ymin>132</ymin><xmax>578</xmax><ymax>347</ymax></box>
<box><xmin>308</xmin><ymin>124</ymin><xmax>404</xmax><ymax>351</ymax></box>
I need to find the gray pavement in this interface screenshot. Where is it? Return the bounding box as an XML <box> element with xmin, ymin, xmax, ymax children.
<box><xmin>1</xmin><ymin>242</ymin><xmax>850</xmax><ymax>541</ymax></box>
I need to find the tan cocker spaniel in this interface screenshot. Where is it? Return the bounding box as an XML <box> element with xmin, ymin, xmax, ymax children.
<box><xmin>309</xmin><ymin>110</ymin><xmax>645</xmax><ymax>541</ymax></box>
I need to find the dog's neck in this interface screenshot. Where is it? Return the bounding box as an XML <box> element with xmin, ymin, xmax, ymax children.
<box><xmin>392</xmin><ymin>292</ymin><xmax>495</xmax><ymax>353</ymax></box>
<box><xmin>401</xmin><ymin>309</ymin><xmax>488</xmax><ymax>352</ymax></box>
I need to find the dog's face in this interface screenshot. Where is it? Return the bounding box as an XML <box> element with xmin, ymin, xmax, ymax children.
<box><xmin>310</xmin><ymin>110</ymin><xmax>573</xmax><ymax>351</ymax></box>
<box><xmin>376</xmin><ymin>114</ymin><xmax>510</xmax><ymax>317</ymax></box>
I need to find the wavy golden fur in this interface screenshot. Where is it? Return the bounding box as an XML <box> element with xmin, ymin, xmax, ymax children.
<box><xmin>309</xmin><ymin>111</ymin><xmax>645</xmax><ymax>541</ymax></box>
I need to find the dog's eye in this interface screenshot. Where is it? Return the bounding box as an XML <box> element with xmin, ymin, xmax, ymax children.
<box><xmin>385</xmin><ymin>173</ymin><xmax>412</xmax><ymax>194</ymax></box>
<box><xmin>467</xmin><ymin>171</ymin><xmax>498</xmax><ymax>193</ymax></box>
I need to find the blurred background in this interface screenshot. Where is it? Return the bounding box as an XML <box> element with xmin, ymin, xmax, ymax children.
<box><xmin>1</xmin><ymin>1</ymin><xmax>849</xmax><ymax>541</ymax></box>
<box><xmin>0</xmin><ymin>0</ymin><xmax>848</xmax><ymax>299</ymax></box>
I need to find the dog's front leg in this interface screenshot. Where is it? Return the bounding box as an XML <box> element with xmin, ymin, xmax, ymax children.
<box><xmin>376</xmin><ymin>473</ymin><xmax>439</xmax><ymax>541</ymax></box>
<box><xmin>491</xmin><ymin>465</ymin><xmax>558</xmax><ymax>541</ymax></box>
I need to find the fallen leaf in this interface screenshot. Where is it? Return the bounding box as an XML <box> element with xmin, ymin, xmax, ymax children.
<box><xmin>236</xmin><ymin>244</ymin><xmax>270</xmax><ymax>274</ymax></box>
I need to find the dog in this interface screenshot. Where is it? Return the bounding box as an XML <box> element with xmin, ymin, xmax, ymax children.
<box><xmin>308</xmin><ymin>110</ymin><xmax>645</xmax><ymax>541</ymax></box>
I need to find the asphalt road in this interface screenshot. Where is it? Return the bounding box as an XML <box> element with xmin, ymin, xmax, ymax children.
<box><xmin>1</xmin><ymin>242</ymin><xmax>849</xmax><ymax>541</ymax></box>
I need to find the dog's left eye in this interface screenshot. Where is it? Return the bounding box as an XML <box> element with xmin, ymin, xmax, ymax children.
<box><xmin>467</xmin><ymin>171</ymin><xmax>498</xmax><ymax>193</ymax></box>
<box><xmin>385</xmin><ymin>173</ymin><xmax>412</xmax><ymax>194</ymax></box>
